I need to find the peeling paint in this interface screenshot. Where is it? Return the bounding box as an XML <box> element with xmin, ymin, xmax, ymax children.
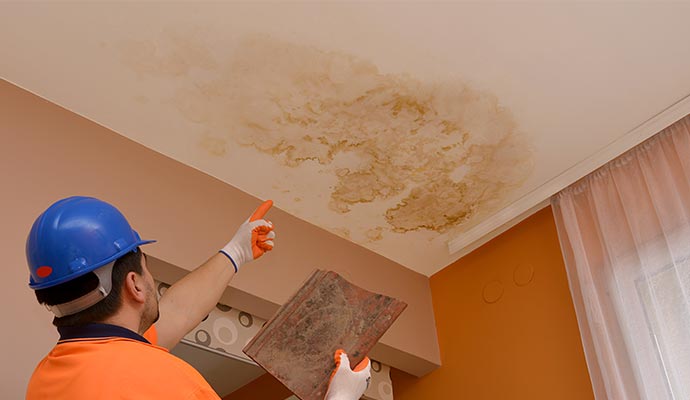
<box><xmin>118</xmin><ymin>32</ymin><xmax>532</xmax><ymax>236</ymax></box>
<box><xmin>366</xmin><ymin>227</ymin><xmax>384</xmax><ymax>242</ymax></box>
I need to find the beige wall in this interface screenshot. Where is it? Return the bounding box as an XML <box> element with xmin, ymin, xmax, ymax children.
<box><xmin>0</xmin><ymin>80</ymin><xmax>440</xmax><ymax>398</ymax></box>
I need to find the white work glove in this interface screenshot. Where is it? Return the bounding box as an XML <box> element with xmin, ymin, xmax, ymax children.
<box><xmin>324</xmin><ymin>350</ymin><xmax>371</xmax><ymax>400</ymax></box>
<box><xmin>219</xmin><ymin>200</ymin><xmax>275</xmax><ymax>272</ymax></box>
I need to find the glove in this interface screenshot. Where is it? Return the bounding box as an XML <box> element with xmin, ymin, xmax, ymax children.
<box><xmin>324</xmin><ymin>350</ymin><xmax>371</xmax><ymax>400</ymax></box>
<box><xmin>219</xmin><ymin>200</ymin><xmax>275</xmax><ymax>272</ymax></box>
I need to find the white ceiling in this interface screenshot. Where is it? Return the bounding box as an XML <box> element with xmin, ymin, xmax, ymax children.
<box><xmin>2</xmin><ymin>2</ymin><xmax>690</xmax><ymax>275</ymax></box>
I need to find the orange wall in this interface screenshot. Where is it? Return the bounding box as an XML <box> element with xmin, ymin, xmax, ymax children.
<box><xmin>392</xmin><ymin>207</ymin><xmax>594</xmax><ymax>399</ymax></box>
<box><xmin>222</xmin><ymin>373</ymin><xmax>291</xmax><ymax>400</ymax></box>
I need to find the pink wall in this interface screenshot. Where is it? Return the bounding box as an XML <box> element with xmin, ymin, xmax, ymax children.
<box><xmin>0</xmin><ymin>80</ymin><xmax>440</xmax><ymax>398</ymax></box>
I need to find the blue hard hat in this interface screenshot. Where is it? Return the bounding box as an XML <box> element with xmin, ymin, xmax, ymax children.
<box><xmin>26</xmin><ymin>196</ymin><xmax>156</xmax><ymax>289</ymax></box>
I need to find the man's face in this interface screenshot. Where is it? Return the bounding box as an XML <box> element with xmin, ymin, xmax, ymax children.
<box><xmin>139</xmin><ymin>253</ymin><xmax>160</xmax><ymax>332</ymax></box>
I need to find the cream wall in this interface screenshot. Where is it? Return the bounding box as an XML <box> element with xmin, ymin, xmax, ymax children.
<box><xmin>0</xmin><ymin>80</ymin><xmax>440</xmax><ymax>398</ymax></box>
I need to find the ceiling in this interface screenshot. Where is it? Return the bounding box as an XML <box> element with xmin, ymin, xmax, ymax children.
<box><xmin>2</xmin><ymin>2</ymin><xmax>690</xmax><ymax>275</ymax></box>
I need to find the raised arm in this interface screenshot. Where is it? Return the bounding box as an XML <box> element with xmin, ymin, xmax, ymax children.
<box><xmin>153</xmin><ymin>200</ymin><xmax>275</xmax><ymax>349</ymax></box>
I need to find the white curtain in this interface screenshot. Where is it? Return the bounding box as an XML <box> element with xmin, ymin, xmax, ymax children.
<box><xmin>552</xmin><ymin>115</ymin><xmax>690</xmax><ymax>400</ymax></box>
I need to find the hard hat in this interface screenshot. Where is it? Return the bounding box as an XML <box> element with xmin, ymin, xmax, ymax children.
<box><xmin>26</xmin><ymin>196</ymin><xmax>156</xmax><ymax>290</ymax></box>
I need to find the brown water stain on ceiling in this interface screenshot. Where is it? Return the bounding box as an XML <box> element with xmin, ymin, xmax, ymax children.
<box><xmin>118</xmin><ymin>31</ymin><xmax>532</xmax><ymax>237</ymax></box>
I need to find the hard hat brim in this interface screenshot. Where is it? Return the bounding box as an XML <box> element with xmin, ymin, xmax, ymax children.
<box><xmin>28</xmin><ymin>239</ymin><xmax>156</xmax><ymax>290</ymax></box>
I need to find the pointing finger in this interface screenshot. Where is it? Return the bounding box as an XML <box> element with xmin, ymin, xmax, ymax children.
<box><xmin>249</xmin><ymin>200</ymin><xmax>273</xmax><ymax>222</ymax></box>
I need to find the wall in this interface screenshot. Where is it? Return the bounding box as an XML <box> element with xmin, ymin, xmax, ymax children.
<box><xmin>223</xmin><ymin>373</ymin><xmax>292</xmax><ymax>400</ymax></box>
<box><xmin>392</xmin><ymin>207</ymin><xmax>594</xmax><ymax>399</ymax></box>
<box><xmin>0</xmin><ymin>80</ymin><xmax>439</xmax><ymax>399</ymax></box>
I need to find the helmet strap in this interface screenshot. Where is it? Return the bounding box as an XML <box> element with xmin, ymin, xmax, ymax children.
<box><xmin>46</xmin><ymin>262</ymin><xmax>115</xmax><ymax>318</ymax></box>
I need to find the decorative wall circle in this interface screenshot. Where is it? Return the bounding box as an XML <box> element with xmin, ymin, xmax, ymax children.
<box><xmin>213</xmin><ymin>317</ymin><xmax>239</xmax><ymax>345</ymax></box>
<box><xmin>482</xmin><ymin>280</ymin><xmax>504</xmax><ymax>304</ymax></box>
<box><xmin>157</xmin><ymin>282</ymin><xmax>170</xmax><ymax>297</ymax></box>
<box><xmin>195</xmin><ymin>329</ymin><xmax>211</xmax><ymax>346</ymax></box>
<box><xmin>216</xmin><ymin>304</ymin><xmax>232</xmax><ymax>312</ymax></box>
<box><xmin>239</xmin><ymin>311</ymin><xmax>253</xmax><ymax>327</ymax></box>
<box><xmin>371</xmin><ymin>360</ymin><xmax>381</xmax><ymax>373</ymax></box>
<box><xmin>378</xmin><ymin>381</ymin><xmax>393</xmax><ymax>400</ymax></box>
<box><xmin>513</xmin><ymin>264</ymin><xmax>535</xmax><ymax>286</ymax></box>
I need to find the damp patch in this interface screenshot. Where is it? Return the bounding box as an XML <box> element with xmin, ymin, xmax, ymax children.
<box><xmin>118</xmin><ymin>33</ymin><xmax>532</xmax><ymax>235</ymax></box>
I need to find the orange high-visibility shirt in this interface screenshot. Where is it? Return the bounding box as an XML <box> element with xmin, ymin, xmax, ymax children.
<box><xmin>26</xmin><ymin>323</ymin><xmax>220</xmax><ymax>399</ymax></box>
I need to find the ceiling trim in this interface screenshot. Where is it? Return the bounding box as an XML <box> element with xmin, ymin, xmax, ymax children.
<box><xmin>446</xmin><ymin>93</ymin><xmax>690</xmax><ymax>266</ymax></box>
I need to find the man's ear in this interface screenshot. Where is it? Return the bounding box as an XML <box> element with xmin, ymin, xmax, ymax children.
<box><xmin>123</xmin><ymin>271</ymin><xmax>146</xmax><ymax>304</ymax></box>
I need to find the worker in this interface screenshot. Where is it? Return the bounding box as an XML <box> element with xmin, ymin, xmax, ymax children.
<box><xmin>25</xmin><ymin>196</ymin><xmax>371</xmax><ymax>399</ymax></box>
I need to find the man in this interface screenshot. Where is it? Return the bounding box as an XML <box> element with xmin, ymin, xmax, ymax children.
<box><xmin>25</xmin><ymin>196</ymin><xmax>370</xmax><ymax>399</ymax></box>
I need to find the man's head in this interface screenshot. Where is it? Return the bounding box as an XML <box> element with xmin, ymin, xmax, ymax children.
<box><xmin>25</xmin><ymin>196</ymin><xmax>157</xmax><ymax>332</ymax></box>
<box><xmin>34</xmin><ymin>248</ymin><xmax>160</xmax><ymax>331</ymax></box>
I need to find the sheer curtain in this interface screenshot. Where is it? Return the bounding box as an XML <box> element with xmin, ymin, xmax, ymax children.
<box><xmin>552</xmin><ymin>115</ymin><xmax>690</xmax><ymax>400</ymax></box>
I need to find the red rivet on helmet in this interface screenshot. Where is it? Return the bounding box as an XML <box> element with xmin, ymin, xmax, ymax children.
<box><xmin>36</xmin><ymin>266</ymin><xmax>53</xmax><ymax>278</ymax></box>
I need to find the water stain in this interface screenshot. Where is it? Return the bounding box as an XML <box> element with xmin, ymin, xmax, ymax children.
<box><xmin>331</xmin><ymin>227</ymin><xmax>351</xmax><ymax>240</ymax></box>
<box><xmin>118</xmin><ymin>32</ymin><xmax>532</xmax><ymax>235</ymax></box>
<box><xmin>366</xmin><ymin>227</ymin><xmax>384</xmax><ymax>242</ymax></box>
<box><xmin>200</xmin><ymin>134</ymin><xmax>227</xmax><ymax>157</ymax></box>
<box><xmin>118</xmin><ymin>27</ymin><xmax>218</xmax><ymax>78</ymax></box>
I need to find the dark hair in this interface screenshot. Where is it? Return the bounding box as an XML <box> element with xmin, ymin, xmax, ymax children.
<box><xmin>34</xmin><ymin>249</ymin><xmax>143</xmax><ymax>327</ymax></box>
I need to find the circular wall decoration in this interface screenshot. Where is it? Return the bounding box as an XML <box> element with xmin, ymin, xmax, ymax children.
<box><xmin>213</xmin><ymin>317</ymin><xmax>239</xmax><ymax>346</ymax></box>
<box><xmin>513</xmin><ymin>264</ymin><xmax>535</xmax><ymax>287</ymax></box>
<box><xmin>157</xmin><ymin>282</ymin><xmax>170</xmax><ymax>296</ymax></box>
<box><xmin>371</xmin><ymin>360</ymin><xmax>381</xmax><ymax>373</ymax></box>
<box><xmin>216</xmin><ymin>304</ymin><xmax>232</xmax><ymax>312</ymax></box>
<box><xmin>239</xmin><ymin>311</ymin><xmax>253</xmax><ymax>327</ymax></box>
<box><xmin>194</xmin><ymin>329</ymin><xmax>211</xmax><ymax>346</ymax></box>
<box><xmin>482</xmin><ymin>280</ymin><xmax>504</xmax><ymax>304</ymax></box>
<box><xmin>378</xmin><ymin>381</ymin><xmax>393</xmax><ymax>400</ymax></box>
